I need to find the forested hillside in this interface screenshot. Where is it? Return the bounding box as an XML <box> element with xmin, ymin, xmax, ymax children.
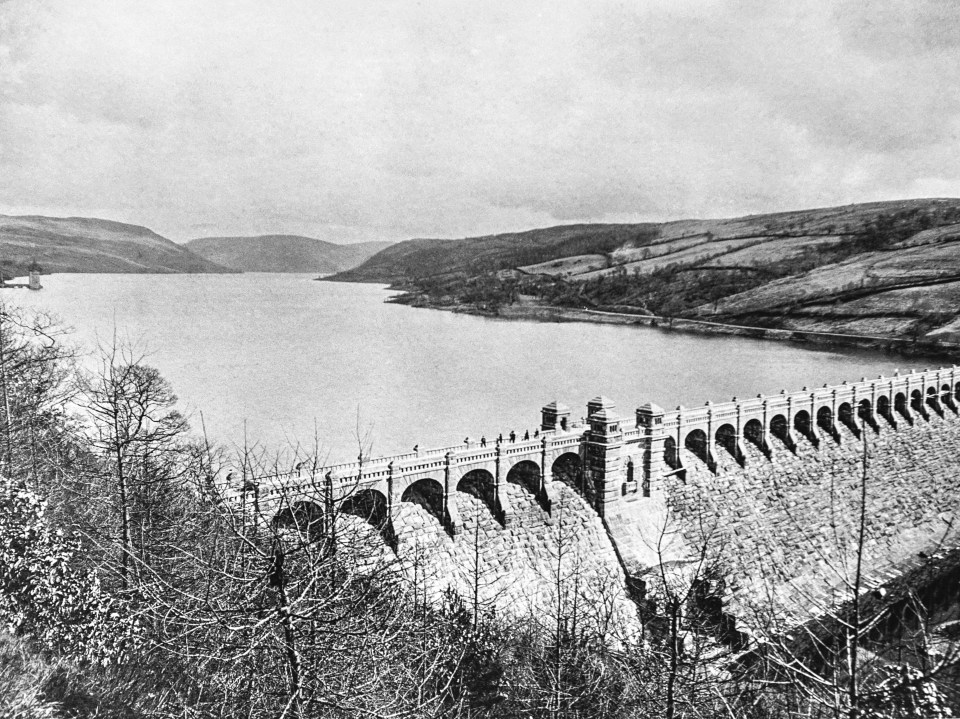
<box><xmin>331</xmin><ymin>199</ymin><xmax>960</xmax><ymax>345</ymax></box>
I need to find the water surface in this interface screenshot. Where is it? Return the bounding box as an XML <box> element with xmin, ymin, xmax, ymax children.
<box><xmin>14</xmin><ymin>273</ymin><xmax>921</xmax><ymax>463</ymax></box>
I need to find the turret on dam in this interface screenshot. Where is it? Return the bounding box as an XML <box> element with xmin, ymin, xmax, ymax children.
<box><xmin>249</xmin><ymin>366</ymin><xmax>960</xmax><ymax>624</ymax></box>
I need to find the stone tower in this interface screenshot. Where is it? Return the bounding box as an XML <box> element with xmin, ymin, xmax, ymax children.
<box><xmin>584</xmin><ymin>396</ymin><xmax>623</xmax><ymax>516</ymax></box>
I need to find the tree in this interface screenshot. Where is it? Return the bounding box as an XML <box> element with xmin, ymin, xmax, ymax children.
<box><xmin>78</xmin><ymin>339</ymin><xmax>190</xmax><ymax>590</ymax></box>
<box><xmin>0</xmin><ymin>476</ymin><xmax>135</xmax><ymax>662</ymax></box>
<box><xmin>0</xmin><ymin>300</ymin><xmax>74</xmax><ymax>484</ymax></box>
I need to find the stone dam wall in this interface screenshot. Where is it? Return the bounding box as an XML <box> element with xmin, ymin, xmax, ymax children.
<box><xmin>261</xmin><ymin>368</ymin><xmax>960</xmax><ymax>634</ymax></box>
<box><xmin>341</xmin><ymin>480</ymin><xmax>640</xmax><ymax>635</ymax></box>
<box><xmin>649</xmin><ymin>411</ymin><xmax>960</xmax><ymax>626</ymax></box>
<box><xmin>401</xmin><ymin>481</ymin><xmax>638</xmax><ymax>633</ymax></box>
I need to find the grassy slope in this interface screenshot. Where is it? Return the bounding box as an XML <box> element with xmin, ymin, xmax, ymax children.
<box><xmin>185</xmin><ymin>235</ymin><xmax>392</xmax><ymax>273</ymax></box>
<box><xmin>0</xmin><ymin>215</ymin><xmax>233</xmax><ymax>275</ymax></box>
<box><xmin>329</xmin><ymin>199</ymin><xmax>960</xmax><ymax>343</ymax></box>
<box><xmin>330</xmin><ymin>223</ymin><xmax>659</xmax><ymax>282</ymax></box>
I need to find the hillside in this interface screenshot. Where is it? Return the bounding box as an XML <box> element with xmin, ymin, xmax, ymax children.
<box><xmin>330</xmin><ymin>224</ymin><xmax>658</xmax><ymax>282</ymax></box>
<box><xmin>0</xmin><ymin>215</ymin><xmax>233</xmax><ymax>275</ymax></box>
<box><xmin>184</xmin><ymin>235</ymin><xmax>392</xmax><ymax>273</ymax></box>
<box><xmin>329</xmin><ymin>199</ymin><xmax>960</xmax><ymax>347</ymax></box>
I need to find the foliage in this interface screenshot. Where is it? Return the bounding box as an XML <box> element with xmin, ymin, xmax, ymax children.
<box><xmin>0</xmin><ymin>478</ymin><xmax>136</xmax><ymax>663</ymax></box>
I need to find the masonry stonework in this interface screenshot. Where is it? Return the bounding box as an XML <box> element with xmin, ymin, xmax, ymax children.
<box><xmin>254</xmin><ymin>366</ymin><xmax>960</xmax><ymax>626</ymax></box>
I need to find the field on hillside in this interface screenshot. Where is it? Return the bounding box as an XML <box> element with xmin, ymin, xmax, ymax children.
<box><xmin>332</xmin><ymin>199</ymin><xmax>960</xmax><ymax>347</ymax></box>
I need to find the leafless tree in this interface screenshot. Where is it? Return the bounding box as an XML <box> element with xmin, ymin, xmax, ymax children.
<box><xmin>77</xmin><ymin>337</ymin><xmax>191</xmax><ymax>591</ymax></box>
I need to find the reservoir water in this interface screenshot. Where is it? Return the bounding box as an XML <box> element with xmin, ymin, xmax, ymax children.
<box><xmin>13</xmin><ymin>273</ymin><xmax>922</xmax><ymax>463</ymax></box>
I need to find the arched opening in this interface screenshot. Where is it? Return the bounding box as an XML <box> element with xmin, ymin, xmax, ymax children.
<box><xmin>273</xmin><ymin>500</ymin><xmax>325</xmax><ymax>536</ymax></box>
<box><xmin>817</xmin><ymin>406</ymin><xmax>838</xmax><ymax>442</ymax></box>
<box><xmin>838</xmin><ymin>402</ymin><xmax>860</xmax><ymax>438</ymax></box>
<box><xmin>339</xmin><ymin>489</ymin><xmax>394</xmax><ymax>547</ymax></box>
<box><xmin>552</xmin><ymin>452</ymin><xmax>582</xmax><ymax>493</ymax></box>
<box><xmin>715</xmin><ymin>423</ymin><xmax>743</xmax><ymax>465</ymax></box>
<box><xmin>742</xmin><ymin>419</ymin><xmax>764</xmax><ymax>452</ymax></box>
<box><xmin>770</xmin><ymin>414</ymin><xmax>794</xmax><ymax>451</ymax></box>
<box><xmin>506</xmin><ymin>460</ymin><xmax>542</xmax><ymax>497</ymax></box>
<box><xmin>895</xmin><ymin>392</ymin><xmax>912</xmax><ymax>424</ymax></box>
<box><xmin>941</xmin><ymin>384</ymin><xmax>956</xmax><ymax>413</ymax></box>
<box><xmin>911</xmin><ymin>389</ymin><xmax>928</xmax><ymax>420</ymax></box>
<box><xmin>623</xmin><ymin>458</ymin><xmax>646</xmax><ymax>498</ymax></box>
<box><xmin>458</xmin><ymin>469</ymin><xmax>497</xmax><ymax>518</ymax></box>
<box><xmin>955</xmin><ymin>382</ymin><xmax>960</xmax><ymax>402</ymax></box>
<box><xmin>816</xmin><ymin>406</ymin><xmax>833</xmax><ymax>431</ymax></box>
<box><xmin>401</xmin><ymin>478</ymin><xmax>446</xmax><ymax>526</ymax></box>
<box><xmin>794</xmin><ymin>410</ymin><xmax>814</xmax><ymax>445</ymax></box>
<box><xmin>340</xmin><ymin>489</ymin><xmax>388</xmax><ymax>527</ymax></box>
<box><xmin>857</xmin><ymin>399</ymin><xmax>878</xmax><ymax>434</ymax></box>
<box><xmin>684</xmin><ymin>429</ymin><xmax>713</xmax><ymax>470</ymax></box>
<box><xmin>926</xmin><ymin>386</ymin><xmax>943</xmax><ymax>417</ymax></box>
<box><xmin>876</xmin><ymin>395</ymin><xmax>893</xmax><ymax>426</ymax></box>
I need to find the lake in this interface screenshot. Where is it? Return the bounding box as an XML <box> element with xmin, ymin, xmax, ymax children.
<box><xmin>11</xmin><ymin>273</ymin><xmax>924</xmax><ymax>464</ymax></box>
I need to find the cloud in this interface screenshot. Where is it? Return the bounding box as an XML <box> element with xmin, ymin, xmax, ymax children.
<box><xmin>0</xmin><ymin>0</ymin><xmax>957</xmax><ymax>241</ymax></box>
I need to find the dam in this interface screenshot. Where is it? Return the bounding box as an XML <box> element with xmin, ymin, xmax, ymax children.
<box><xmin>247</xmin><ymin>366</ymin><xmax>960</xmax><ymax>628</ymax></box>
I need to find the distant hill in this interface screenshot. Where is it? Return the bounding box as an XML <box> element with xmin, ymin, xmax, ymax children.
<box><xmin>184</xmin><ymin>235</ymin><xmax>392</xmax><ymax>273</ymax></box>
<box><xmin>329</xmin><ymin>198</ymin><xmax>960</xmax><ymax>345</ymax></box>
<box><xmin>330</xmin><ymin>224</ymin><xmax>657</xmax><ymax>283</ymax></box>
<box><xmin>0</xmin><ymin>215</ymin><xmax>233</xmax><ymax>275</ymax></box>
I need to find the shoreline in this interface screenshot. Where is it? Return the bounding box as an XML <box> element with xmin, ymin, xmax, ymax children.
<box><xmin>392</xmin><ymin>295</ymin><xmax>960</xmax><ymax>362</ymax></box>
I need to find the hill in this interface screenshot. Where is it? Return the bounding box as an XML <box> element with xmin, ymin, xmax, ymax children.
<box><xmin>331</xmin><ymin>224</ymin><xmax>657</xmax><ymax>283</ymax></box>
<box><xmin>329</xmin><ymin>199</ymin><xmax>960</xmax><ymax>347</ymax></box>
<box><xmin>184</xmin><ymin>235</ymin><xmax>392</xmax><ymax>273</ymax></box>
<box><xmin>0</xmin><ymin>215</ymin><xmax>232</xmax><ymax>275</ymax></box>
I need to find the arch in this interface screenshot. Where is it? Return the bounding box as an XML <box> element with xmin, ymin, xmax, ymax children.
<box><xmin>714</xmin><ymin>423</ymin><xmax>742</xmax><ymax>465</ymax></box>
<box><xmin>940</xmin><ymin>384</ymin><xmax>960</xmax><ymax>414</ymax></box>
<box><xmin>684</xmin><ymin>429</ymin><xmax>711</xmax><ymax>467</ymax></box>
<box><xmin>817</xmin><ymin>406</ymin><xmax>839</xmax><ymax>443</ymax></box>
<box><xmin>857</xmin><ymin>398</ymin><xmax>878</xmax><ymax>433</ymax></box>
<box><xmin>926</xmin><ymin>386</ymin><xmax>943</xmax><ymax>417</ymax></box>
<box><xmin>894</xmin><ymin>392</ymin><xmax>911</xmax><ymax>424</ymax></box>
<box><xmin>401</xmin><ymin>478</ymin><xmax>446</xmax><ymax>525</ymax></box>
<box><xmin>816</xmin><ymin>406</ymin><xmax>833</xmax><ymax>431</ymax></box>
<box><xmin>838</xmin><ymin>402</ymin><xmax>860</xmax><ymax>437</ymax></box>
<box><xmin>506</xmin><ymin>460</ymin><xmax>542</xmax><ymax>497</ymax></box>
<box><xmin>876</xmin><ymin>394</ymin><xmax>893</xmax><ymax>426</ymax></box>
<box><xmin>911</xmin><ymin>389</ymin><xmax>928</xmax><ymax>420</ymax></box>
<box><xmin>340</xmin><ymin>489</ymin><xmax>388</xmax><ymax>525</ymax></box>
<box><xmin>742</xmin><ymin>418</ymin><xmax>768</xmax><ymax>458</ymax></box>
<box><xmin>551</xmin><ymin>452</ymin><xmax>581</xmax><ymax>491</ymax></box>
<box><xmin>340</xmin><ymin>488</ymin><xmax>395</xmax><ymax>548</ymax></box>
<box><xmin>793</xmin><ymin>409</ymin><xmax>814</xmax><ymax>444</ymax></box>
<box><xmin>942</xmin><ymin>384</ymin><xmax>958</xmax><ymax>413</ymax></box>
<box><xmin>769</xmin><ymin>414</ymin><xmax>793</xmax><ymax>450</ymax></box>
<box><xmin>955</xmin><ymin>382</ymin><xmax>960</xmax><ymax>402</ymax></box>
<box><xmin>911</xmin><ymin>388</ymin><xmax>922</xmax><ymax>411</ymax></box>
<box><xmin>273</xmin><ymin>500</ymin><xmax>325</xmax><ymax>535</ymax></box>
<box><xmin>664</xmin><ymin>436</ymin><xmax>680</xmax><ymax>470</ymax></box>
<box><xmin>458</xmin><ymin>468</ymin><xmax>497</xmax><ymax>516</ymax></box>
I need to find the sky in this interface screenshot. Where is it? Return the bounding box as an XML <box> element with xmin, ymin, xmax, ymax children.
<box><xmin>1</xmin><ymin>0</ymin><xmax>958</xmax><ymax>244</ymax></box>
